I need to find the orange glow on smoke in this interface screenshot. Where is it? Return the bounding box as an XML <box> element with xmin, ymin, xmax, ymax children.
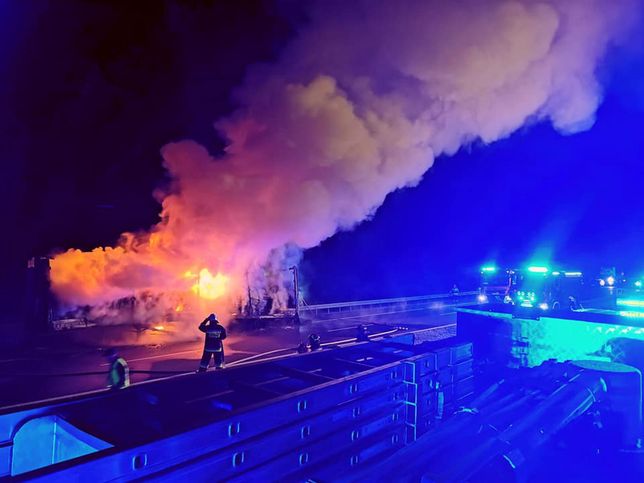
<box><xmin>189</xmin><ymin>268</ymin><xmax>229</xmax><ymax>300</ymax></box>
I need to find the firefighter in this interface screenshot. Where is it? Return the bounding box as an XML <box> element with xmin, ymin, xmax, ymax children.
<box><xmin>568</xmin><ymin>296</ymin><xmax>581</xmax><ymax>311</ymax></box>
<box><xmin>105</xmin><ymin>348</ymin><xmax>130</xmax><ymax>389</ymax></box>
<box><xmin>198</xmin><ymin>313</ymin><xmax>227</xmax><ymax>372</ymax></box>
<box><xmin>308</xmin><ymin>333</ymin><xmax>321</xmax><ymax>351</ymax></box>
<box><xmin>356</xmin><ymin>324</ymin><xmax>370</xmax><ymax>342</ymax></box>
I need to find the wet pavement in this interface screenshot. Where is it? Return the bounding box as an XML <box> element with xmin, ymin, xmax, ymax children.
<box><xmin>0</xmin><ymin>307</ymin><xmax>457</xmax><ymax>408</ymax></box>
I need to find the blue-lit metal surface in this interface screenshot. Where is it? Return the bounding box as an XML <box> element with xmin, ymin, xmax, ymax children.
<box><xmin>0</xmin><ymin>334</ymin><xmax>472</xmax><ymax>481</ymax></box>
<box><xmin>10</xmin><ymin>416</ymin><xmax>111</xmax><ymax>475</ymax></box>
<box><xmin>457</xmin><ymin>305</ymin><xmax>644</xmax><ymax>368</ymax></box>
<box><xmin>346</xmin><ymin>359</ymin><xmax>644</xmax><ymax>482</ymax></box>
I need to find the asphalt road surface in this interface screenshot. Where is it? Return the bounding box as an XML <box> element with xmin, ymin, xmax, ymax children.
<box><xmin>0</xmin><ymin>305</ymin><xmax>458</xmax><ymax>409</ymax></box>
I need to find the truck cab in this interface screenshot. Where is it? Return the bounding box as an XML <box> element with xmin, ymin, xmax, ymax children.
<box><xmin>478</xmin><ymin>264</ymin><xmax>584</xmax><ymax>312</ymax></box>
<box><xmin>508</xmin><ymin>266</ymin><xmax>584</xmax><ymax>311</ymax></box>
<box><xmin>478</xmin><ymin>265</ymin><xmax>511</xmax><ymax>303</ymax></box>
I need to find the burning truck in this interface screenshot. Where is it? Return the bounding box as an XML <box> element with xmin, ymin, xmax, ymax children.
<box><xmin>26</xmin><ymin>255</ymin><xmax>299</xmax><ymax>336</ymax></box>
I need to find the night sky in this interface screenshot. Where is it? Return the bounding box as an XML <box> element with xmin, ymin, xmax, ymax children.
<box><xmin>2</xmin><ymin>0</ymin><xmax>644</xmax><ymax>322</ymax></box>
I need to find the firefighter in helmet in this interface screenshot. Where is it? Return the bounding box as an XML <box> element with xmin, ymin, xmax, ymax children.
<box><xmin>105</xmin><ymin>348</ymin><xmax>130</xmax><ymax>389</ymax></box>
<box><xmin>198</xmin><ymin>313</ymin><xmax>227</xmax><ymax>371</ymax></box>
<box><xmin>356</xmin><ymin>324</ymin><xmax>370</xmax><ymax>342</ymax></box>
<box><xmin>308</xmin><ymin>333</ymin><xmax>321</xmax><ymax>351</ymax></box>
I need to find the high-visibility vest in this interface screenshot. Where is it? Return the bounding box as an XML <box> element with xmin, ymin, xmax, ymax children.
<box><xmin>108</xmin><ymin>357</ymin><xmax>130</xmax><ymax>388</ymax></box>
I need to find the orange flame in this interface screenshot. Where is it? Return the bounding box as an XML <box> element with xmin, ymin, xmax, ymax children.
<box><xmin>189</xmin><ymin>268</ymin><xmax>229</xmax><ymax>300</ymax></box>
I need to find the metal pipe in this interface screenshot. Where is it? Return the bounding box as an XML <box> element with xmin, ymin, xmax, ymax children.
<box><xmin>468</xmin><ymin>372</ymin><xmax>606</xmax><ymax>482</ymax></box>
<box><xmin>420</xmin><ymin>371</ymin><xmax>605</xmax><ymax>482</ymax></box>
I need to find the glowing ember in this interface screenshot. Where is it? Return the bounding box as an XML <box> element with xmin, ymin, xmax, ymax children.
<box><xmin>190</xmin><ymin>269</ymin><xmax>229</xmax><ymax>300</ymax></box>
<box><xmin>153</xmin><ymin>325</ymin><xmax>165</xmax><ymax>331</ymax></box>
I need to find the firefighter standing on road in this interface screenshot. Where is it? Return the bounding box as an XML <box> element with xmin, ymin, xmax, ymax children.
<box><xmin>105</xmin><ymin>348</ymin><xmax>130</xmax><ymax>389</ymax></box>
<box><xmin>356</xmin><ymin>324</ymin><xmax>370</xmax><ymax>342</ymax></box>
<box><xmin>198</xmin><ymin>313</ymin><xmax>227</xmax><ymax>372</ymax></box>
<box><xmin>450</xmin><ymin>284</ymin><xmax>460</xmax><ymax>304</ymax></box>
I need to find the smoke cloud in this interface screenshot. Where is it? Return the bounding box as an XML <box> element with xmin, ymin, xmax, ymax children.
<box><xmin>50</xmin><ymin>0</ymin><xmax>641</xmax><ymax>321</ymax></box>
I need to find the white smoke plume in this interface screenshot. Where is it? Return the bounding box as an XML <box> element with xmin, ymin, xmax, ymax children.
<box><xmin>50</xmin><ymin>0</ymin><xmax>641</xmax><ymax>322</ymax></box>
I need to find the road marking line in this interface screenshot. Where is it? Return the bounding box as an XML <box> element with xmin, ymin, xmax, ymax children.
<box><xmin>228</xmin><ymin>347</ymin><xmax>293</xmax><ymax>366</ymax></box>
<box><xmin>100</xmin><ymin>348</ymin><xmax>258</xmax><ymax>366</ymax></box>
<box><xmin>228</xmin><ymin>328</ymin><xmax>400</xmax><ymax>367</ymax></box>
<box><xmin>100</xmin><ymin>349</ymin><xmax>200</xmax><ymax>366</ymax></box>
<box><xmin>123</xmin><ymin>349</ymin><xmax>202</xmax><ymax>363</ymax></box>
<box><xmin>325</xmin><ymin>324</ymin><xmax>376</xmax><ymax>333</ymax></box>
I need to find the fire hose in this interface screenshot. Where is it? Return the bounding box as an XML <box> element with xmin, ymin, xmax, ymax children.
<box><xmin>0</xmin><ymin>328</ymin><xmax>402</xmax><ymax>380</ymax></box>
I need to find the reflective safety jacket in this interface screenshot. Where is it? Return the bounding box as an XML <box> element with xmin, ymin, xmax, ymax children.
<box><xmin>199</xmin><ymin>320</ymin><xmax>227</xmax><ymax>352</ymax></box>
<box><xmin>108</xmin><ymin>357</ymin><xmax>130</xmax><ymax>389</ymax></box>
